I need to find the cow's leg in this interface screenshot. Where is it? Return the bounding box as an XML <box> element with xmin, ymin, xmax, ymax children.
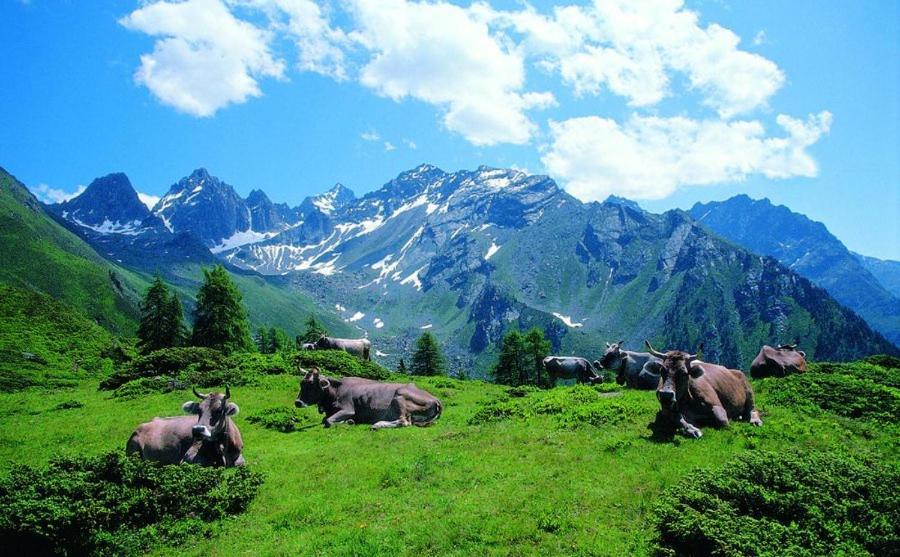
<box><xmin>371</xmin><ymin>396</ymin><xmax>411</xmax><ymax>430</ymax></box>
<box><xmin>324</xmin><ymin>409</ymin><xmax>356</xmax><ymax>427</ymax></box>
<box><xmin>677</xmin><ymin>414</ymin><xmax>703</xmax><ymax>439</ymax></box>
<box><xmin>743</xmin><ymin>392</ymin><xmax>763</xmax><ymax>426</ymax></box>
<box><xmin>711</xmin><ymin>405</ymin><xmax>730</xmax><ymax>427</ymax></box>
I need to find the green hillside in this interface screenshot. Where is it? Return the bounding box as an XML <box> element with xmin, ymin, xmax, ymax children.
<box><xmin>0</xmin><ymin>284</ymin><xmax>116</xmax><ymax>390</ymax></box>
<box><xmin>0</xmin><ymin>167</ymin><xmax>144</xmax><ymax>335</ymax></box>
<box><xmin>0</xmin><ymin>359</ymin><xmax>895</xmax><ymax>555</ymax></box>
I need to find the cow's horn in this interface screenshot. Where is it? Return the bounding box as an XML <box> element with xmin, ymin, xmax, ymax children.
<box><xmin>224</xmin><ymin>385</ymin><xmax>231</xmax><ymax>400</ymax></box>
<box><xmin>192</xmin><ymin>387</ymin><xmax>207</xmax><ymax>399</ymax></box>
<box><xmin>645</xmin><ymin>340</ymin><xmax>666</xmax><ymax>359</ymax></box>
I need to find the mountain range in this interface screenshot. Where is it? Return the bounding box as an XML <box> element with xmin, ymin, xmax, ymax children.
<box><xmin>3</xmin><ymin>163</ymin><xmax>896</xmax><ymax>375</ymax></box>
<box><xmin>689</xmin><ymin>195</ymin><xmax>900</xmax><ymax>346</ymax></box>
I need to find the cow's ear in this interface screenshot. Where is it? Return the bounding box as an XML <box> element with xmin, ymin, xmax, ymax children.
<box><xmin>182</xmin><ymin>401</ymin><xmax>200</xmax><ymax>414</ymax></box>
<box><xmin>319</xmin><ymin>378</ymin><xmax>330</xmax><ymax>389</ymax></box>
<box><xmin>688</xmin><ymin>363</ymin><xmax>704</xmax><ymax>378</ymax></box>
<box><xmin>225</xmin><ymin>402</ymin><xmax>240</xmax><ymax>416</ymax></box>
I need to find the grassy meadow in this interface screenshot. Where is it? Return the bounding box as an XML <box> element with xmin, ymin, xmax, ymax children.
<box><xmin>1</xmin><ymin>360</ymin><xmax>897</xmax><ymax>556</ymax></box>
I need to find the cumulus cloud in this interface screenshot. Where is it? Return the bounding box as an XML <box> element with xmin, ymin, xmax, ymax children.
<box><xmin>360</xmin><ymin>130</ymin><xmax>380</xmax><ymax>141</ymax></box>
<box><xmin>119</xmin><ymin>0</ymin><xmax>285</xmax><ymax>117</ymax></box>
<box><xmin>543</xmin><ymin>111</ymin><xmax>832</xmax><ymax>201</ymax></box>
<box><xmin>491</xmin><ymin>0</ymin><xmax>784</xmax><ymax>117</ymax></box>
<box><xmin>138</xmin><ymin>192</ymin><xmax>161</xmax><ymax>210</ymax></box>
<box><xmin>31</xmin><ymin>184</ymin><xmax>86</xmax><ymax>204</ymax></box>
<box><xmin>383</xmin><ymin>141</ymin><xmax>396</xmax><ymax>151</ymax></box>
<box><xmin>348</xmin><ymin>0</ymin><xmax>555</xmax><ymax>146</ymax></box>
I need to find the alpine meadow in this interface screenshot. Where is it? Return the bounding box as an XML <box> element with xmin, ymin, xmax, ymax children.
<box><xmin>1</xmin><ymin>1</ymin><xmax>898</xmax><ymax>556</ymax></box>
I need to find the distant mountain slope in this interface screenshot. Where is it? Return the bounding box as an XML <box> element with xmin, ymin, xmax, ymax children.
<box><xmin>854</xmin><ymin>252</ymin><xmax>900</xmax><ymax>299</ymax></box>
<box><xmin>689</xmin><ymin>195</ymin><xmax>900</xmax><ymax>346</ymax></box>
<box><xmin>0</xmin><ymin>283</ymin><xmax>114</xmax><ymax>391</ymax></box>
<box><xmin>41</xmin><ymin>169</ymin><xmax>352</xmax><ymax>339</ymax></box>
<box><xmin>219</xmin><ymin>165</ymin><xmax>895</xmax><ymax>372</ymax></box>
<box><xmin>0</xmin><ymin>167</ymin><xmax>143</xmax><ymax>335</ymax></box>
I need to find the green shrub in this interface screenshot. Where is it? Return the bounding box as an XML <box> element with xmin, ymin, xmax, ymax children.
<box><xmin>529</xmin><ymin>385</ymin><xmax>605</xmax><ymax>415</ymax></box>
<box><xmin>862</xmin><ymin>354</ymin><xmax>900</xmax><ymax>370</ymax></box>
<box><xmin>468</xmin><ymin>399</ymin><xmax>531</xmax><ymax>424</ymax></box>
<box><xmin>100</xmin><ymin>347</ymin><xmax>228</xmax><ymax>390</ymax></box>
<box><xmin>228</xmin><ymin>351</ymin><xmax>292</xmax><ymax>375</ymax></box>
<box><xmin>556</xmin><ymin>398</ymin><xmax>643</xmax><ymax>429</ymax></box>
<box><xmin>766</xmin><ymin>371</ymin><xmax>899</xmax><ymax>423</ymax></box>
<box><xmin>51</xmin><ymin>399</ymin><xmax>84</xmax><ymax>411</ymax></box>
<box><xmin>653</xmin><ymin>449</ymin><xmax>899</xmax><ymax>557</ymax></box>
<box><xmin>808</xmin><ymin>361</ymin><xmax>900</xmax><ymax>389</ymax></box>
<box><xmin>112</xmin><ymin>376</ymin><xmax>185</xmax><ymax>399</ymax></box>
<box><xmin>291</xmin><ymin>350</ymin><xmax>389</xmax><ymax>380</ymax></box>
<box><xmin>0</xmin><ymin>452</ymin><xmax>264</xmax><ymax>556</ymax></box>
<box><xmin>247</xmin><ymin>406</ymin><xmax>318</xmax><ymax>432</ymax></box>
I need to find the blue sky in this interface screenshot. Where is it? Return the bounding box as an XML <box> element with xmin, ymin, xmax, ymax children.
<box><xmin>1</xmin><ymin>0</ymin><xmax>897</xmax><ymax>259</ymax></box>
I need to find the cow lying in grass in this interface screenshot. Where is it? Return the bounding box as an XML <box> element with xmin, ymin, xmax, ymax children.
<box><xmin>126</xmin><ymin>387</ymin><xmax>244</xmax><ymax>466</ymax></box>
<box><xmin>750</xmin><ymin>343</ymin><xmax>807</xmax><ymax>378</ymax></box>
<box><xmin>595</xmin><ymin>340</ymin><xmax>662</xmax><ymax>389</ymax></box>
<box><xmin>295</xmin><ymin>367</ymin><xmax>442</xmax><ymax>429</ymax></box>
<box><xmin>645</xmin><ymin>341</ymin><xmax>762</xmax><ymax>439</ymax></box>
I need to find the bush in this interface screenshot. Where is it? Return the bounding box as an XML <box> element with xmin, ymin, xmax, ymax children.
<box><xmin>100</xmin><ymin>347</ymin><xmax>228</xmax><ymax>390</ymax></box>
<box><xmin>291</xmin><ymin>350</ymin><xmax>389</xmax><ymax>380</ymax></box>
<box><xmin>468</xmin><ymin>399</ymin><xmax>531</xmax><ymax>424</ymax></box>
<box><xmin>808</xmin><ymin>361</ymin><xmax>900</xmax><ymax>389</ymax></box>
<box><xmin>247</xmin><ymin>406</ymin><xmax>319</xmax><ymax>432</ymax></box>
<box><xmin>51</xmin><ymin>399</ymin><xmax>84</xmax><ymax>411</ymax></box>
<box><xmin>112</xmin><ymin>377</ymin><xmax>185</xmax><ymax>399</ymax></box>
<box><xmin>0</xmin><ymin>452</ymin><xmax>264</xmax><ymax>556</ymax></box>
<box><xmin>766</xmin><ymin>371</ymin><xmax>899</xmax><ymax>423</ymax></box>
<box><xmin>653</xmin><ymin>449</ymin><xmax>900</xmax><ymax>557</ymax></box>
<box><xmin>862</xmin><ymin>354</ymin><xmax>900</xmax><ymax>370</ymax></box>
<box><xmin>556</xmin><ymin>399</ymin><xmax>643</xmax><ymax>429</ymax></box>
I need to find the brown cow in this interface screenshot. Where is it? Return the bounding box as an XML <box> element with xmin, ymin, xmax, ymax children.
<box><xmin>295</xmin><ymin>367</ymin><xmax>442</xmax><ymax>429</ymax></box>
<box><xmin>126</xmin><ymin>387</ymin><xmax>245</xmax><ymax>466</ymax></box>
<box><xmin>646</xmin><ymin>341</ymin><xmax>762</xmax><ymax>439</ymax></box>
<box><xmin>750</xmin><ymin>343</ymin><xmax>807</xmax><ymax>378</ymax></box>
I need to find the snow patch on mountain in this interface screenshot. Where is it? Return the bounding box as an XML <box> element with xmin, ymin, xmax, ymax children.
<box><xmin>74</xmin><ymin>218</ymin><xmax>144</xmax><ymax>236</ymax></box>
<box><xmin>211</xmin><ymin>229</ymin><xmax>277</xmax><ymax>253</ymax></box>
<box><xmin>552</xmin><ymin>313</ymin><xmax>584</xmax><ymax>328</ymax></box>
<box><xmin>485</xmin><ymin>242</ymin><xmax>501</xmax><ymax>260</ymax></box>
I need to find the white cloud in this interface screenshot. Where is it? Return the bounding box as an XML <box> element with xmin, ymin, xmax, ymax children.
<box><xmin>403</xmin><ymin>138</ymin><xmax>417</xmax><ymax>150</ymax></box>
<box><xmin>31</xmin><ymin>184</ymin><xmax>86</xmax><ymax>204</ymax></box>
<box><xmin>490</xmin><ymin>0</ymin><xmax>784</xmax><ymax>117</ymax></box>
<box><xmin>242</xmin><ymin>0</ymin><xmax>349</xmax><ymax>80</ymax></box>
<box><xmin>383</xmin><ymin>141</ymin><xmax>396</xmax><ymax>152</ymax></box>
<box><xmin>138</xmin><ymin>192</ymin><xmax>161</xmax><ymax>210</ymax></box>
<box><xmin>543</xmin><ymin>111</ymin><xmax>832</xmax><ymax>201</ymax></box>
<box><xmin>120</xmin><ymin>0</ymin><xmax>285</xmax><ymax>117</ymax></box>
<box><xmin>753</xmin><ymin>30</ymin><xmax>768</xmax><ymax>46</ymax></box>
<box><xmin>360</xmin><ymin>130</ymin><xmax>380</xmax><ymax>141</ymax></box>
<box><xmin>348</xmin><ymin>0</ymin><xmax>555</xmax><ymax>146</ymax></box>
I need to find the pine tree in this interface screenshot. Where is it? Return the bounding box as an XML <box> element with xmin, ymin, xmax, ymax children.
<box><xmin>524</xmin><ymin>327</ymin><xmax>551</xmax><ymax>387</ymax></box>
<box><xmin>298</xmin><ymin>314</ymin><xmax>328</xmax><ymax>345</ymax></box>
<box><xmin>397</xmin><ymin>358</ymin><xmax>408</xmax><ymax>374</ymax></box>
<box><xmin>492</xmin><ymin>329</ymin><xmax>530</xmax><ymax>386</ymax></box>
<box><xmin>165</xmin><ymin>292</ymin><xmax>188</xmax><ymax>348</ymax></box>
<box><xmin>411</xmin><ymin>332</ymin><xmax>446</xmax><ymax>376</ymax></box>
<box><xmin>254</xmin><ymin>327</ymin><xmax>270</xmax><ymax>353</ymax></box>
<box><xmin>137</xmin><ymin>274</ymin><xmax>183</xmax><ymax>354</ymax></box>
<box><xmin>190</xmin><ymin>266</ymin><xmax>253</xmax><ymax>354</ymax></box>
<box><xmin>269</xmin><ymin>327</ymin><xmax>291</xmax><ymax>353</ymax></box>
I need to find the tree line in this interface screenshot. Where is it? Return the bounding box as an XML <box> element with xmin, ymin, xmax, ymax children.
<box><xmin>139</xmin><ymin>266</ymin><xmax>554</xmax><ymax>384</ymax></box>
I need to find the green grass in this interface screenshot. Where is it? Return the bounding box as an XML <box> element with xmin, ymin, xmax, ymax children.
<box><xmin>0</xmin><ymin>359</ymin><xmax>896</xmax><ymax>556</ymax></box>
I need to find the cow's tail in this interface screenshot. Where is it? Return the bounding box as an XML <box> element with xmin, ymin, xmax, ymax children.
<box><xmin>413</xmin><ymin>398</ymin><xmax>443</xmax><ymax>427</ymax></box>
<box><xmin>125</xmin><ymin>431</ymin><xmax>142</xmax><ymax>458</ymax></box>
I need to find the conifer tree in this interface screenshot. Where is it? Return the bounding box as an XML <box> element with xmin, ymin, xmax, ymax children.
<box><xmin>411</xmin><ymin>332</ymin><xmax>446</xmax><ymax>376</ymax></box>
<box><xmin>137</xmin><ymin>274</ymin><xmax>183</xmax><ymax>354</ymax></box>
<box><xmin>492</xmin><ymin>329</ymin><xmax>529</xmax><ymax>386</ymax></box>
<box><xmin>190</xmin><ymin>266</ymin><xmax>252</xmax><ymax>354</ymax></box>
<box><xmin>524</xmin><ymin>327</ymin><xmax>551</xmax><ymax>387</ymax></box>
<box><xmin>298</xmin><ymin>314</ymin><xmax>328</xmax><ymax>345</ymax></box>
<box><xmin>254</xmin><ymin>328</ymin><xmax>270</xmax><ymax>353</ymax></box>
<box><xmin>397</xmin><ymin>358</ymin><xmax>408</xmax><ymax>374</ymax></box>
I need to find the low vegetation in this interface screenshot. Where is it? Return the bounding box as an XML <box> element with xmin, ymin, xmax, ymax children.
<box><xmin>0</xmin><ymin>452</ymin><xmax>264</xmax><ymax>556</ymax></box>
<box><xmin>0</xmin><ymin>358</ymin><xmax>895</xmax><ymax>555</ymax></box>
<box><xmin>654</xmin><ymin>449</ymin><xmax>899</xmax><ymax>556</ymax></box>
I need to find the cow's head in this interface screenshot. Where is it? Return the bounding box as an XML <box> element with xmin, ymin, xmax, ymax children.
<box><xmin>598</xmin><ymin>340</ymin><xmax>627</xmax><ymax>384</ymax></box>
<box><xmin>182</xmin><ymin>386</ymin><xmax>239</xmax><ymax>442</ymax></box>
<box><xmin>645</xmin><ymin>341</ymin><xmax>704</xmax><ymax>412</ymax></box>
<box><xmin>295</xmin><ymin>367</ymin><xmax>332</xmax><ymax>409</ymax></box>
<box><xmin>313</xmin><ymin>335</ymin><xmax>328</xmax><ymax>348</ymax></box>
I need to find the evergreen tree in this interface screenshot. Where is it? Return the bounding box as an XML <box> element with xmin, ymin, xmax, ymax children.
<box><xmin>492</xmin><ymin>329</ymin><xmax>530</xmax><ymax>386</ymax></box>
<box><xmin>411</xmin><ymin>332</ymin><xmax>446</xmax><ymax>376</ymax></box>
<box><xmin>190</xmin><ymin>266</ymin><xmax>253</xmax><ymax>354</ymax></box>
<box><xmin>254</xmin><ymin>327</ymin><xmax>270</xmax><ymax>353</ymax></box>
<box><xmin>397</xmin><ymin>358</ymin><xmax>408</xmax><ymax>374</ymax></box>
<box><xmin>524</xmin><ymin>327</ymin><xmax>551</xmax><ymax>387</ymax></box>
<box><xmin>137</xmin><ymin>274</ymin><xmax>183</xmax><ymax>354</ymax></box>
<box><xmin>298</xmin><ymin>314</ymin><xmax>328</xmax><ymax>345</ymax></box>
<box><xmin>269</xmin><ymin>327</ymin><xmax>291</xmax><ymax>353</ymax></box>
<box><xmin>165</xmin><ymin>292</ymin><xmax>188</xmax><ymax>348</ymax></box>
